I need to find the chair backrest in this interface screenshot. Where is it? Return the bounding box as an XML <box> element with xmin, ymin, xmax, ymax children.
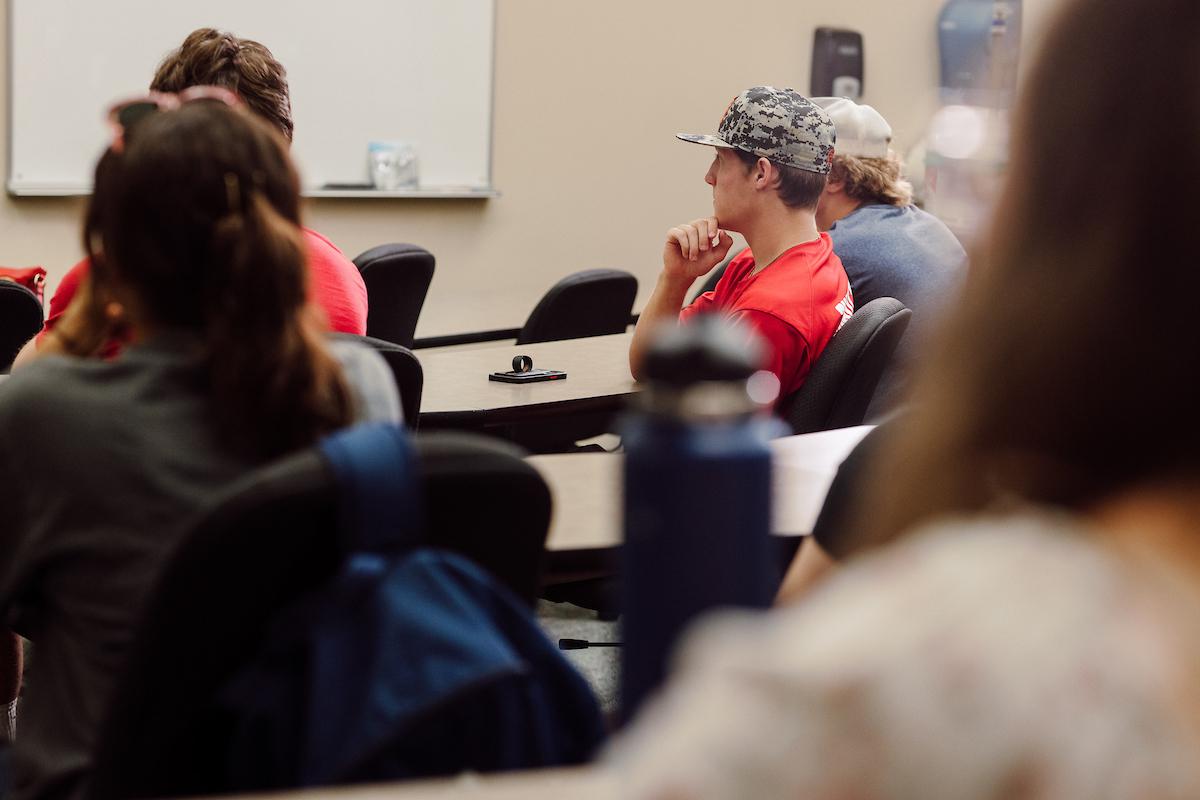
<box><xmin>87</xmin><ymin>449</ymin><xmax>340</xmax><ymax>800</ymax></box>
<box><xmin>331</xmin><ymin>333</ymin><xmax>423</xmax><ymax>427</ymax></box>
<box><xmin>417</xmin><ymin>431</ymin><xmax>550</xmax><ymax>603</ymax></box>
<box><xmin>0</xmin><ymin>281</ymin><xmax>44</xmax><ymax>372</ymax></box>
<box><xmin>353</xmin><ymin>244</ymin><xmax>435</xmax><ymax>349</ymax></box>
<box><xmin>779</xmin><ymin>298</ymin><xmax>911</xmax><ymax>435</ymax></box>
<box><xmin>516</xmin><ymin>269</ymin><xmax>637</xmax><ymax>345</ymax></box>
<box><xmin>87</xmin><ymin>431</ymin><xmax>552</xmax><ymax>799</ymax></box>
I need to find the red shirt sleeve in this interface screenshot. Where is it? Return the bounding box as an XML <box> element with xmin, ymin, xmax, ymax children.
<box><xmin>730</xmin><ymin>309</ymin><xmax>812</xmax><ymax>398</ymax></box>
<box><xmin>36</xmin><ymin>258</ymin><xmax>91</xmax><ymax>342</ymax></box>
<box><xmin>678</xmin><ymin>290</ymin><xmax>718</xmax><ymax>324</ymax></box>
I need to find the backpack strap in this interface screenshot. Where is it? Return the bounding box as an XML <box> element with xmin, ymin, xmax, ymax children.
<box><xmin>318</xmin><ymin>422</ymin><xmax>423</xmax><ymax>555</ymax></box>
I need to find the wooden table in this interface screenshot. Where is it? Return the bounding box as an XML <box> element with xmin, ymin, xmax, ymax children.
<box><xmin>417</xmin><ymin>333</ymin><xmax>639</xmax><ymax>444</ymax></box>
<box><xmin>530</xmin><ymin>425</ymin><xmax>874</xmax><ymax>553</ymax></box>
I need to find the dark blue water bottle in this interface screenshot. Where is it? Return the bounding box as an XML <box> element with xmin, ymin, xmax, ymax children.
<box><xmin>620</xmin><ymin>316</ymin><xmax>786</xmax><ymax>723</ymax></box>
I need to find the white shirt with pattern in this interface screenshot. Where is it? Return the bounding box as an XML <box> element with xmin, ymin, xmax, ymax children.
<box><xmin>614</xmin><ymin>513</ymin><xmax>1200</xmax><ymax>800</ymax></box>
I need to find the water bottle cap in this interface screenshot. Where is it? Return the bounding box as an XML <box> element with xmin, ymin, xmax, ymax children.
<box><xmin>643</xmin><ymin>316</ymin><xmax>766</xmax><ymax>388</ymax></box>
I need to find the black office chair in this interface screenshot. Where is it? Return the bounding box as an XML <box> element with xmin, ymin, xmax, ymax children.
<box><xmin>331</xmin><ymin>333</ymin><xmax>423</xmax><ymax>428</ymax></box>
<box><xmin>0</xmin><ymin>281</ymin><xmax>44</xmax><ymax>372</ymax></box>
<box><xmin>85</xmin><ymin>448</ymin><xmax>339</xmax><ymax>800</ymax></box>
<box><xmin>86</xmin><ymin>431</ymin><xmax>551</xmax><ymax>800</ymax></box>
<box><xmin>778</xmin><ymin>297</ymin><xmax>911</xmax><ymax>435</ymax></box>
<box><xmin>516</xmin><ymin>269</ymin><xmax>637</xmax><ymax>345</ymax></box>
<box><xmin>417</xmin><ymin>431</ymin><xmax>550</xmax><ymax>604</ymax></box>
<box><xmin>353</xmin><ymin>244</ymin><xmax>435</xmax><ymax>349</ymax></box>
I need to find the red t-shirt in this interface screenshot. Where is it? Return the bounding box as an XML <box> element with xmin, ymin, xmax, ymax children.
<box><xmin>679</xmin><ymin>233</ymin><xmax>853</xmax><ymax>398</ymax></box>
<box><xmin>38</xmin><ymin>227</ymin><xmax>368</xmax><ymax>347</ymax></box>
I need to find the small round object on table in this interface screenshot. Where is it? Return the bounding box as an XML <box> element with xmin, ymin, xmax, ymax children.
<box><xmin>512</xmin><ymin>354</ymin><xmax>534</xmax><ymax>373</ymax></box>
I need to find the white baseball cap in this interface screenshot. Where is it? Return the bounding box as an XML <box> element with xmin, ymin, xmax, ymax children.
<box><xmin>811</xmin><ymin>97</ymin><xmax>892</xmax><ymax>158</ymax></box>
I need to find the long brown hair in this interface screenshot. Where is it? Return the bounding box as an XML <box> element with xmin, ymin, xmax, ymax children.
<box><xmin>858</xmin><ymin>0</ymin><xmax>1200</xmax><ymax>547</ymax></box>
<box><xmin>85</xmin><ymin>101</ymin><xmax>352</xmax><ymax>460</ymax></box>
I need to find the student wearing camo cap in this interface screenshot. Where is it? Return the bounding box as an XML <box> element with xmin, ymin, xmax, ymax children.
<box><xmin>628</xmin><ymin>86</ymin><xmax>854</xmax><ymax>400</ymax></box>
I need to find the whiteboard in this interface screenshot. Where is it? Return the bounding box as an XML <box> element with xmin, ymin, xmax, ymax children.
<box><xmin>7</xmin><ymin>0</ymin><xmax>495</xmax><ymax>195</ymax></box>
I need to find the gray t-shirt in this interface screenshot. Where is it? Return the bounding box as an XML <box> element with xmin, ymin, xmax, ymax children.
<box><xmin>828</xmin><ymin>204</ymin><xmax>966</xmax><ymax>416</ymax></box>
<box><xmin>0</xmin><ymin>334</ymin><xmax>399</xmax><ymax>800</ymax></box>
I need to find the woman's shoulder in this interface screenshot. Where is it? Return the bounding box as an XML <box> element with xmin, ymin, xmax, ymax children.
<box><xmin>0</xmin><ymin>356</ymin><xmax>111</xmax><ymax>424</ymax></box>
<box><xmin>325</xmin><ymin>338</ymin><xmax>403</xmax><ymax>425</ymax></box>
<box><xmin>867</xmin><ymin>510</ymin><xmax>1115</xmax><ymax>588</ymax></box>
<box><xmin>737</xmin><ymin>510</ymin><xmax>1124</xmax><ymax>657</ymax></box>
<box><xmin>785</xmin><ymin>511</ymin><xmax>1139</xmax><ymax>661</ymax></box>
<box><xmin>4</xmin><ymin>337</ymin><xmax>243</xmax><ymax>451</ymax></box>
<box><xmin>325</xmin><ymin>336</ymin><xmax>389</xmax><ymax>382</ymax></box>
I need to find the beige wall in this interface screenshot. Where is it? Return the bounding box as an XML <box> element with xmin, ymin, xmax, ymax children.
<box><xmin>2</xmin><ymin>0</ymin><xmax>962</xmax><ymax>337</ymax></box>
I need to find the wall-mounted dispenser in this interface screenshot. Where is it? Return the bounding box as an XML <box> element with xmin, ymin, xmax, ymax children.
<box><xmin>811</xmin><ymin>28</ymin><xmax>863</xmax><ymax>99</ymax></box>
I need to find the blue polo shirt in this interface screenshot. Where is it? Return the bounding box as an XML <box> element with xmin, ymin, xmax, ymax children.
<box><xmin>829</xmin><ymin>204</ymin><xmax>966</xmax><ymax>415</ymax></box>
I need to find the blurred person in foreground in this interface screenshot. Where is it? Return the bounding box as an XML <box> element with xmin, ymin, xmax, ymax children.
<box><xmin>11</xmin><ymin>28</ymin><xmax>368</xmax><ymax>369</ymax></box>
<box><xmin>0</xmin><ymin>96</ymin><xmax>398</xmax><ymax>800</ymax></box>
<box><xmin>613</xmin><ymin>0</ymin><xmax>1200</xmax><ymax>796</ymax></box>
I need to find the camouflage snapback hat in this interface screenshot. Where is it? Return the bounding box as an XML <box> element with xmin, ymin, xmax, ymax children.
<box><xmin>677</xmin><ymin>86</ymin><xmax>836</xmax><ymax>174</ymax></box>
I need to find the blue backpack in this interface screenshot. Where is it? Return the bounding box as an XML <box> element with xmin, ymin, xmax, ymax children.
<box><xmin>218</xmin><ymin>423</ymin><xmax>606</xmax><ymax>790</ymax></box>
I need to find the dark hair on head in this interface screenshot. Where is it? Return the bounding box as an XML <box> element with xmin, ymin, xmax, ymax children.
<box><xmin>733</xmin><ymin>148</ymin><xmax>827</xmax><ymax>209</ymax></box>
<box><xmin>851</xmin><ymin>0</ymin><xmax>1200</xmax><ymax>551</ymax></box>
<box><xmin>151</xmin><ymin>28</ymin><xmax>294</xmax><ymax>141</ymax></box>
<box><xmin>84</xmin><ymin>102</ymin><xmax>352</xmax><ymax>460</ymax></box>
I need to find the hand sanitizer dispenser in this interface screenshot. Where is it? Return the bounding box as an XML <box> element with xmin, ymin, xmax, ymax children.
<box><xmin>811</xmin><ymin>28</ymin><xmax>864</xmax><ymax>100</ymax></box>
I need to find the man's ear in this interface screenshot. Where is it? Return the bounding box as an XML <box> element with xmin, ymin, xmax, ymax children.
<box><xmin>753</xmin><ymin>157</ymin><xmax>775</xmax><ymax>190</ymax></box>
<box><xmin>824</xmin><ymin>176</ymin><xmax>845</xmax><ymax>195</ymax></box>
